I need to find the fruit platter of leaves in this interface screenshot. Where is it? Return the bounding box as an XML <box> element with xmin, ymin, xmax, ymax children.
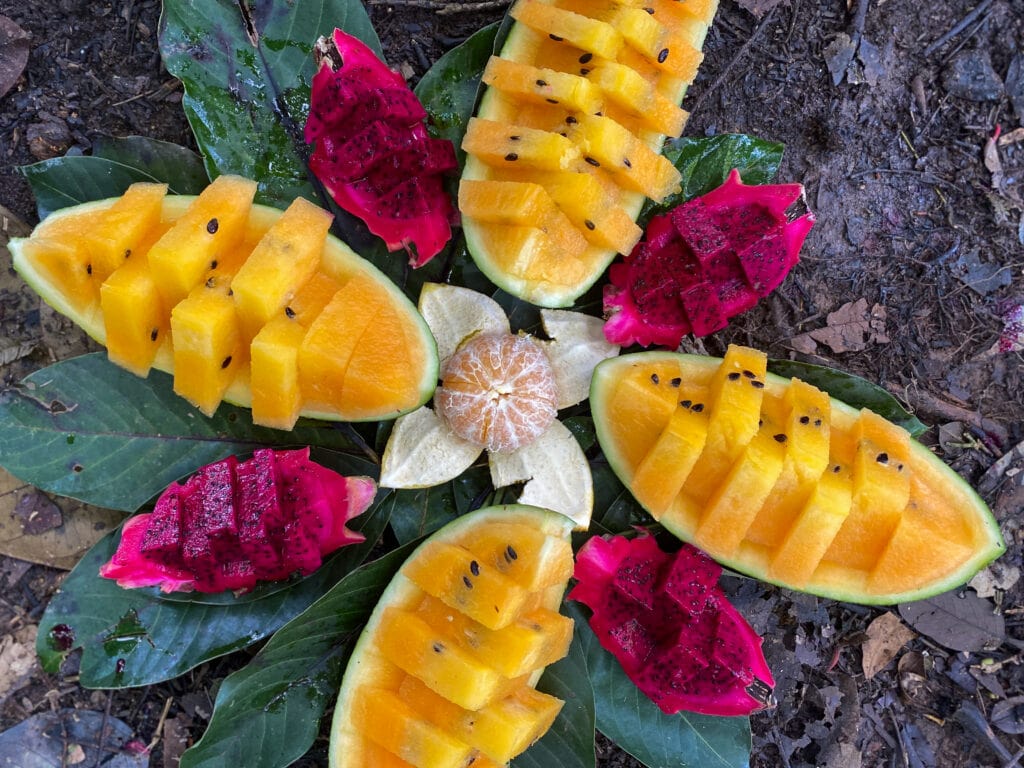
<box><xmin>0</xmin><ymin>1</ymin><xmax>1006</xmax><ymax>767</ymax></box>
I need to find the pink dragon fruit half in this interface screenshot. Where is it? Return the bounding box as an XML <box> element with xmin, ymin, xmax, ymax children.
<box><xmin>569</xmin><ymin>531</ymin><xmax>775</xmax><ymax>717</ymax></box>
<box><xmin>99</xmin><ymin>448</ymin><xmax>376</xmax><ymax>594</ymax></box>
<box><xmin>305</xmin><ymin>28</ymin><xmax>459</xmax><ymax>267</ymax></box>
<box><xmin>603</xmin><ymin>169</ymin><xmax>815</xmax><ymax>348</ymax></box>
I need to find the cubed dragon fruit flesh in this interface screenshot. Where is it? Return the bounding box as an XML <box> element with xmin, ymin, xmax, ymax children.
<box><xmin>305</xmin><ymin>28</ymin><xmax>459</xmax><ymax>267</ymax></box>
<box><xmin>603</xmin><ymin>169</ymin><xmax>815</xmax><ymax>348</ymax></box>
<box><xmin>99</xmin><ymin>448</ymin><xmax>376</xmax><ymax>594</ymax></box>
<box><xmin>569</xmin><ymin>531</ymin><xmax>775</xmax><ymax>717</ymax></box>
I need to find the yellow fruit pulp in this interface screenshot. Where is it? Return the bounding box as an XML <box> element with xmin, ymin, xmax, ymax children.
<box><xmin>460</xmin><ymin>0</ymin><xmax>720</xmax><ymax>307</ymax></box>
<box><xmin>10</xmin><ymin>178</ymin><xmax>438</xmax><ymax>428</ymax></box>
<box><xmin>329</xmin><ymin>506</ymin><xmax>575</xmax><ymax>768</ymax></box>
<box><xmin>590</xmin><ymin>345</ymin><xmax>1006</xmax><ymax>604</ymax></box>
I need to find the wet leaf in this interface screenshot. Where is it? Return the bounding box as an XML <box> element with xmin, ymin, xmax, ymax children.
<box><xmin>565</xmin><ymin>602</ymin><xmax>753</xmax><ymax>768</ymax></box>
<box><xmin>990</xmin><ymin>695</ymin><xmax>1024</xmax><ymax>735</ymax></box>
<box><xmin>0</xmin><ymin>15</ymin><xmax>30</xmax><ymax>99</ymax></box>
<box><xmin>388</xmin><ymin>483</ymin><xmax>462</xmax><ymax>545</ymax></box>
<box><xmin>178</xmin><ymin>542</ymin><xmax>412</xmax><ymax>768</ymax></box>
<box><xmin>898</xmin><ymin>589</ymin><xmax>1006</xmax><ymax>653</ymax></box>
<box><xmin>20</xmin><ymin>136</ymin><xmax>208</xmax><ymax>218</ymax></box>
<box><xmin>861</xmin><ymin>612</ymin><xmax>916</xmax><ymax>680</ymax></box>
<box><xmin>36</xmin><ymin>465</ymin><xmax>390</xmax><ymax>688</ymax></box>
<box><xmin>159</xmin><ymin>0</ymin><xmax>379</xmax><ymax>211</ymax></box>
<box><xmin>0</xmin><ymin>354</ymin><xmax>372</xmax><ymax>512</ymax></box>
<box><xmin>0</xmin><ymin>709</ymin><xmax>147</xmax><ymax>767</ymax></box>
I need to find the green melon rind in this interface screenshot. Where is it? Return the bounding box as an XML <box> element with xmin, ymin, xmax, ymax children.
<box><xmin>460</xmin><ymin>9</ymin><xmax>713</xmax><ymax>308</ymax></box>
<box><xmin>9</xmin><ymin>195</ymin><xmax>439</xmax><ymax>423</ymax></box>
<box><xmin>328</xmin><ymin>504</ymin><xmax>576</xmax><ymax>768</ymax></box>
<box><xmin>589</xmin><ymin>352</ymin><xmax>1006</xmax><ymax>605</ymax></box>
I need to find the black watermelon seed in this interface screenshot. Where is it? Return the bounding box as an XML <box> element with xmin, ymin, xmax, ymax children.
<box><xmin>86</xmin><ymin>264</ymin><xmax>93</xmax><ymax>275</ymax></box>
<box><xmin>585</xmin><ymin>156</ymin><xmax>601</xmax><ymax>167</ymax></box>
<box><xmin>206</xmin><ymin>277</ymin><xmax>216</xmax><ymax>288</ymax></box>
<box><xmin>536</xmin><ymin>79</ymin><xmax>548</xmax><ymax>87</ymax></box>
<box><xmin>285</xmin><ymin>306</ymin><xmax>296</xmax><ymax>319</ymax></box>
<box><xmin>651</xmin><ymin>373</ymin><xmax>660</xmax><ymax>384</ymax></box>
<box><xmin>221</xmin><ymin>356</ymin><xmax>232</xmax><ymax>369</ymax></box>
<box><xmin>833</xmin><ymin>465</ymin><xmax>841</xmax><ymax>473</ymax></box>
<box><xmin>680</xmin><ymin>399</ymin><xmax>692</xmax><ymax>408</ymax></box>
<box><xmin>580</xmin><ymin>68</ymin><xmax>591</xmax><ymax>75</ymax></box>
<box><xmin>510</xmin><ymin>135</ymin><xmax>521</xmax><ymax>141</ymax></box>
<box><xmin>800</xmin><ymin>415</ymin><xmax>810</xmax><ymax>424</ymax></box>
<box><xmin>565</xmin><ymin>116</ymin><xmax>578</xmax><ymax>124</ymax></box>
<box><xmin>506</xmin><ymin>544</ymin><xmax>518</xmax><ymax>561</ymax></box>
<box><xmin>432</xmin><ymin>642</ymin><xmax>444</xmax><ymax>653</ymax></box>
<box><xmin>505</xmin><ymin>152</ymin><xmax>519</xmax><ymax>161</ymax></box>
<box><xmin>728</xmin><ymin>372</ymin><xmax>741</xmax><ymax>381</ymax></box>
<box><xmin>546</xmin><ymin>98</ymin><xmax>559</xmax><ymax>104</ymax></box>
<box><xmin>751</xmin><ymin>381</ymin><xmax>765</xmax><ymax>389</ymax></box>
<box><xmin>623</xmin><ymin>157</ymin><xmax>632</xmax><ymax>168</ymax></box>
<box><xmin>691</xmin><ymin>403</ymin><xmax>705</xmax><ymax>412</ymax></box>
<box><xmin>774</xmin><ymin>434</ymin><xmax>787</xmax><ymax>443</ymax></box>
<box><xmin>210</xmin><ymin>259</ymin><xmax>218</xmax><ymax>269</ymax></box>
<box><xmin>549</xmin><ymin>33</ymin><xmax>564</xmax><ymax>41</ymax></box>
<box><xmin>206</xmin><ymin>218</ymin><xmax>219</xmax><ymax>234</ymax></box>
<box><xmin>876</xmin><ymin>452</ymin><xmax>889</xmax><ymax>464</ymax></box>
<box><xmin>150</xmin><ymin>328</ymin><xmax>159</xmax><ymax>341</ymax></box>
<box><xmin>644</xmin><ymin>6</ymin><xmax>655</xmax><ymax>12</ymax></box>
<box><xmin>470</xmin><ymin>560</ymin><xmax>480</xmax><ymax>576</ymax></box>
<box><xmin>462</xmin><ymin>575</ymin><xmax>474</xmax><ymax>589</ymax></box>
<box><xmin>579</xmin><ymin>52</ymin><xmax>593</xmax><ymax>63</ymax></box>
<box><xmin>585</xmin><ymin>219</ymin><xmax>596</xmax><ymax>230</ymax></box>
<box><xmin>658</xmin><ymin>48</ymin><xmax>670</xmax><ymax>63</ymax></box>
<box><xmin>742</xmin><ymin>369</ymin><xmax>756</xmax><ymax>378</ymax></box>
<box><xmin>124</xmin><ymin>248</ymin><xmax>131</xmax><ymax>259</ymax></box>
<box><xmin>670</xmin><ymin>377</ymin><xmax>681</xmax><ymax>387</ymax></box>
<box><xmin>814</xmin><ymin>418</ymin><xmax>822</xmax><ymax>426</ymax></box>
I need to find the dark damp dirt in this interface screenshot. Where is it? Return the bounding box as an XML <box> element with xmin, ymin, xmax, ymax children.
<box><xmin>1</xmin><ymin>1</ymin><xmax>1023</xmax><ymax>767</ymax></box>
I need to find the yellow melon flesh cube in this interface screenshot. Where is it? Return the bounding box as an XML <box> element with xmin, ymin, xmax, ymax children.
<box><xmin>482</xmin><ymin>56</ymin><xmax>602</xmax><ymax>113</ymax></box>
<box><xmin>471</xmin><ymin>223</ymin><xmax>590</xmax><ymax>286</ymax></box>
<box><xmin>398</xmin><ymin>674</ymin><xmax>563</xmax><ymax>764</ymax></box>
<box><xmin>287</xmin><ymin>271</ymin><xmax>344</xmax><ymax>326</ymax></box>
<box><xmin>609</xmin><ymin>6</ymin><xmax>703</xmax><ymax>79</ymax></box>
<box><xmin>643</xmin><ymin>0</ymin><xmax>719</xmax><ymax>25</ymax></box>
<box><xmin>249</xmin><ymin>316</ymin><xmax>306</xmax><ymax>430</ymax></box>
<box><xmin>351</xmin><ymin>686</ymin><xmax>475</xmax><ymax>768</ymax></box>
<box><xmin>456</xmin><ymin>522</ymin><xmax>574</xmax><ymax>591</ymax></box>
<box><xmin>463</xmin><ymin>118</ymin><xmax>581</xmax><ymax>172</ymax></box>
<box><xmin>20</xmin><ymin>237</ymin><xmax>101</xmax><ymax>321</ymax></box>
<box><xmin>100</xmin><ymin>257</ymin><xmax>167</xmax><ymax>377</ymax></box>
<box><xmin>769</xmin><ymin>464</ymin><xmax>854</xmax><ymax>587</ymax></box>
<box><xmin>567</xmin><ymin>114</ymin><xmax>681</xmax><ymax>200</ymax></box>
<box><xmin>147</xmin><ymin>175</ymin><xmax>257</xmax><ymax>308</ymax></box>
<box><xmin>402</xmin><ymin>541</ymin><xmax>530</xmax><ymax>630</ymax></box>
<box><xmin>630</xmin><ymin>387</ymin><xmax>709</xmax><ymax>517</ymax></box>
<box><xmin>84</xmin><ymin>182</ymin><xmax>168</xmax><ymax>279</ymax></box>
<box><xmin>296</xmin><ymin>273</ymin><xmax>380</xmax><ymax>412</ymax></box>
<box><xmin>746</xmin><ymin>380</ymin><xmax>832</xmax><ymax>548</ymax></box>
<box><xmin>682</xmin><ymin>346</ymin><xmax>768</xmax><ymax>502</ymax></box>
<box><xmin>170</xmin><ymin>287</ymin><xmax>243</xmax><ymax>416</ymax></box>
<box><xmin>376</xmin><ymin>607</ymin><xmax>513</xmax><ymax>710</ymax></box>
<box><xmin>542</xmin><ymin>171</ymin><xmax>644</xmax><ymax>254</ymax></box>
<box><xmin>588</xmin><ymin>62</ymin><xmax>689</xmax><ymax>137</ymax></box>
<box><xmin>823</xmin><ymin>410</ymin><xmax>912</xmax><ymax>571</ymax></box>
<box><xmin>511</xmin><ymin>0</ymin><xmax>624</xmax><ymax>59</ymax></box>
<box><xmin>604</xmin><ymin>372</ymin><xmax>679</xmax><ymax>470</ymax></box>
<box><xmin>342</xmin><ymin>734</ymin><xmax>420</xmax><ymax>768</ymax></box>
<box><xmin>694</xmin><ymin>415</ymin><xmax>787</xmax><ymax>556</ymax></box>
<box><xmin>229</xmin><ymin>196</ymin><xmax>332</xmax><ymax>340</ymax></box>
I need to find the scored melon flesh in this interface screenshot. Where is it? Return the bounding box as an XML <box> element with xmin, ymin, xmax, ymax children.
<box><xmin>84</xmin><ymin>182</ymin><xmax>168</xmax><ymax>279</ymax></box>
<box><xmin>589</xmin><ymin>346</ymin><xmax>1005</xmax><ymax>604</ymax></box>
<box><xmin>249</xmin><ymin>316</ymin><xmax>306</xmax><ymax>430</ymax></box>
<box><xmin>329</xmin><ymin>505</ymin><xmax>575</xmax><ymax>768</ymax></box>
<box><xmin>100</xmin><ymin>257</ymin><xmax>168</xmax><ymax>377</ymax></box>
<box><xmin>170</xmin><ymin>286</ymin><xmax>244</xmax><ymax>416</ymax></box>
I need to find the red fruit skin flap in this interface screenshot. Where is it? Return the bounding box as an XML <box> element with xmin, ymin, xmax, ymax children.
<box><xmin>99</xmin><ymin>447</ymin><xmax>375</xmax><ymax>594</ymax></box>
<box><xmin>569</xmin><ymin>531</ymin><xmax>775</xmax><ymax>716</ymax></box>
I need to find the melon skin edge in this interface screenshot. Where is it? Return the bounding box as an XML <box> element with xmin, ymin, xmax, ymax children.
<box><xmin>9</xmin><ymin>195</ymin><xmax>439</xmax><ymax>424</ymax></box>
<box><xmin>460</xmin><ymin>10</ymin><xmax>715</xmax><ymax>308</ymax></box>
<box><xmin>328</xmin><ymin>504</ymin><xmax>576</xmax><ymax>768</ymax></box>
<box><xmin>589</xmin><ymin>351</ymin><xmax>1006</xmax><ymax>605</ymax></box>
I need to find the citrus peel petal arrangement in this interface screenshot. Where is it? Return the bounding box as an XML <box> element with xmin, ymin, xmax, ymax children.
<box><xmin>0</xmin><ymin>1</ymin><xmax>1007</xmax><ymax>768</ymax></box>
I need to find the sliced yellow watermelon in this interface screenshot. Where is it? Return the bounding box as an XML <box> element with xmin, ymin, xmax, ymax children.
<box><xmin>589</xmin><ymin>345</ymin><xmax>1005</xmax><ymax>604</ymax></box>
<box><xmin>10</xmin><ymin>177</ymin><xmax>438</xmax><ymax>429</ymax></box>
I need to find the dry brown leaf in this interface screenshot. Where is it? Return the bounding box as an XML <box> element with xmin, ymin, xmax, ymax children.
<box><xmin>793</xmin><ymin>298</ymin><xmax>890</xmax><ymax>354</ymax></box>
<box><xmin>0</xmin><ymin>625</ymin><xmax>38</xmax><ymax>705</ymax></box>
<box><xmin>0</xmin><ymin>467</ymin><xmax>124</xmax><ymax>570</ymax></box>
<box><xmin>861</xmin><ymin>611</ymin><xmax>916</xmax><ymax>680</ymax></box>
<box><xmin>734</xmin><ymin>0</ymin><xmax>786</xmax><ymax>18</ymax></box>
<box><xmin>0</xmin><ymin>16</ymin><xmax>30</xmax><ymax>100</ymax></box>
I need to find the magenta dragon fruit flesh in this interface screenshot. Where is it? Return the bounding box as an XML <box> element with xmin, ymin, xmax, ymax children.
<box><xmin>99</xmin><ymin>448</ymin><xmax>376</xmax><ymax>594</ymax></box>
<box><xmin>305</xmin><ymin>28</ymin><xmax>459</xmax><ymax>267</ymax></box>
<box><xmin>603</xmin><ymin>169</ymin><xmax>815</xmax><ymax>348</ymax></box>
<box><xmin>568</xmin><ymin>531</ymin><xmax>775</xmax><ymax>717</ymax></box>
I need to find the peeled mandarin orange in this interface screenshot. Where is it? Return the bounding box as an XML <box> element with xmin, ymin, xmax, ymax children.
<box><xmin>435</xmin><ymin>332</ymin><xmax>558</xmax><ymax>453</ymax></box>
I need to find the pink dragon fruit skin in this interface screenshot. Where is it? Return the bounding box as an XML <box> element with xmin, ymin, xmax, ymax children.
<box><xmin>568</xmin><ymin>531</ymin><xmax>775</xmax><ymax>717</ymax></box>
<box><xmin>305</xmin><ymin>28</ymin><xmax>459</xmax><ymax>267</ymax></box>
<box><xmin>99</xmin><ymin>448</ymin><xmax>375</xmax><ymax>594</ymax></box>
<box><xmin>603</xmin><ymin>168</ymin><xmax>815</xmax><ymax>348</ymax></box>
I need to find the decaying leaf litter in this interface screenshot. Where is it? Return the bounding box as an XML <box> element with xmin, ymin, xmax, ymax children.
<box><xmin>0</xmin><ymin>0</ymin><xmax>1022</xmax><ymax>766</ymax></box>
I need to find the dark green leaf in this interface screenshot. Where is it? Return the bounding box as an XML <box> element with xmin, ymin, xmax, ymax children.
<box><xmin>179</xmin><ymin>542</ymin><xmax>412</xmax><ymax>768</ymax></box>
<box><xmin>512</xmin><ymin>629</ymin><xmax>596</xmax><ymax>768</ymax></box>
<box><xmin>641</xmin><ymin>134</ymin><xmax>785</xmax><ymax>222</ymax></box>
<box><xmin>0</xmin><ymin>354</ymin><xmax>374</xmax><ymax>512</ymax></box>
<box><xmin>768</xmin><ymin>358</ymin><xmax>928</xmax><ymax>437</ymax></box>
<box><xmin>566</xmin><ymin>602</ymin><xmax>752</xmax><ymax>768</ymax></box>
<box><xmin>36</xmin><ymin>471</ymin><xmax>391</xmax><ymax>688</ymax></box>
<box><xmin>388</xmin><ymin>483</ymin><xmax>462</xmax><ymax>545</ymax></box>
<box><xmin>19</xmin><ymin>136</ymin><xmax>208</xmax><ymax>218</ymax></box>
<box><xmin>159</xmin><ymin>0</ymin><xmax>380</xmax><ymax>210</ymax></box>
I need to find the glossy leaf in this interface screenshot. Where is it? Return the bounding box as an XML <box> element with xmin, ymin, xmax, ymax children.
<box><xmin>566</xmin><ymin>602</ymin><xmax>753</xmax><ymax>768</ymax></box>
<box><xmin>388</xmin><ymin>484</ymin><xmax>462</xmax><ymax>545</ymax></box>
<box><xmin>768</xmin><ymin>358</ymin><xmax>928</xmax><ymax>437</ymax></box>
<box><xmin>159</xmin><ymin>0</ymin><xmax>380</xmax><ymax>210</ymax></box>
<box><xmin>641</xmin><ymin>134</ymin><xmax>786</xmax><ymax>222</ymax></box>
<box><xmin>0</xmin><ymin>354</ymin><xmax>373</xmax><ymax>512</ymax></box>
<box><xmin>19</xmin><ymin>136</ymin><xmax>207</xmax><ymax>218</ymax></box>
<box><xmin>36</xmin><ymin>470</ymin><xmax>391</xmax><ymax>688</ymax></box>
<box><xmin>178</xmin><ymin>542</ymin><xmax>413</xmax><ymax>768</ymax></box>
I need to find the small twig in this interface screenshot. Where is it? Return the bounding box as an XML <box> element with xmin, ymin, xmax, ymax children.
<box><xmin>146</xmin><ymin>697</ymin><xmax>175</xmax><ymax>754</ymax></box>
<box><xmin>923</xmin><ymin>0</ymin><xmax>994</xmax><ymax>56</ymax></box>
<box><xmin>688</xmin><ymin>7</ymin><xmax>778</xmax><ymax>115</ymax></box>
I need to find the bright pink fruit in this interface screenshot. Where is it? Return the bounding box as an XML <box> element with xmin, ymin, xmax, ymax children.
<box><xmin>305</xmin><ymin>28</ymin><xmax>458</xmax><ymax>267</ymax></box>
<box><xmin>568</xmin><ymin>531</ymin><xmax>775</xmax><ymax>717</ymax></box>
<box><xmin>99</xmin><ymin>448</ymin><xmax>375</xmax><ymax>594</ymax></box>
<box><xmin>603</xmin><ymin>169</ymin><xmax>815</xmax><ymax>348</ymax></box>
